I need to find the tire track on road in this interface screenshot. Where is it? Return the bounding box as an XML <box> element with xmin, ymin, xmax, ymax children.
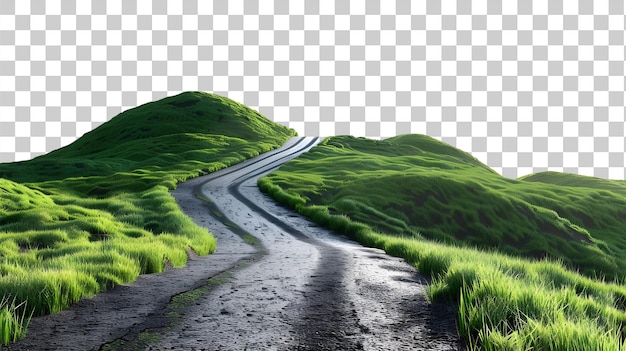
<box><xmin>104</xmin><ymin>136</ymin><xmax>323</xmax><ymax>350</ymax></box>
<box><xmin>155</xmin><ymin>135</ymin><xmax>462</xmax><ymax>350</ymax></box>
<box><xmin>6</xmin><ymin>137</ymin><xmax>319</xmax><ymax>351</ymax></box>
<box><xmin>222</xmin><ymin>137</ymin><xmax>366</xmax><ymax>350</ymax></box>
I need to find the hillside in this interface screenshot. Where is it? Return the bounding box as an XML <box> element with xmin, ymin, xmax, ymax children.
<box><xmin>0</xmin><ymin>92</ymin><xmax>295</xmax><ymax>344</ymax></box>
<box><xmin>260</xmin><ymin>134</ymin><xmax>626</xmax><ymax>349</ymax></box>
<box><xmin>520</xmin><ymin>171</ymin><xmax>626</xmax><ymax>193</ymax></box>
<box><xmin>260</xmin><ymin>134</ymin><xmax>626</xmax><ymax>279</ymax></box>
<box><xmin>0</xmin><ymin>91</ymin><xmax>295</xmax><ymax>185</ymax></box>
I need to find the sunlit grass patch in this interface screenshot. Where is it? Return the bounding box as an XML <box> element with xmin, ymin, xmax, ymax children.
<box><xmin>355</xmin><ymin>225</ymin><xmax>626</xmax><ymax>350</ymax></box>
<box><xmin>0</xmin><ymin>269</ymin><xmax>99</xmax><ymax>316</ymax></box>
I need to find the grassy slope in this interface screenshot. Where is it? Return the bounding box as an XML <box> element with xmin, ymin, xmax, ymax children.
<box><xmin>0</xmin><ymin>91</ymin><xmax>295</xmax><ymax>343</ymax></box>
<box><xmin>0</xmin><ymin>91</ymin><xmax>293</xmax><ymax>185</ymax></box>
<box><xmin>262</xmin><ymin>135</ymin><xmax>626</xmax><ymax>277</ymax></box>
<box><xmin>260</xmin><ymin>135</ymin><xmax>626</xmax><ymax>349</ymax></box>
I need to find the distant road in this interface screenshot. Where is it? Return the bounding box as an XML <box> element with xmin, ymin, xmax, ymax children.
<box><xmin>8</xmin><ymin>137</ymin><xmax>462</xmax><ymax>351</ymax></box>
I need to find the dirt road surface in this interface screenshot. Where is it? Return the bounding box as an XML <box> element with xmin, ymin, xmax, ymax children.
<box><xmin>7</xmin><ymin>137</ymin><xmax>463</xmax><ymax>351</ymax></box>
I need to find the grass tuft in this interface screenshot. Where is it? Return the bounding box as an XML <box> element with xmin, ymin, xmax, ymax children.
<box><xmin>0</xmin><ymin>297</ymin><xmax>32</xmax><ymax>345</ymax></box>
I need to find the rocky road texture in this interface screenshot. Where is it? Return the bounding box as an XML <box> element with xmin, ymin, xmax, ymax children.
<box><xmin>7</xmin><ymin>137</ymin><xmax>463</xmax><ymax>351</ymax></box>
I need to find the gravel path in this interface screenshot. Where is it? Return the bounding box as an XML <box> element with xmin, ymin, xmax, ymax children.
<box><xmin>7</xmin><ymin>137</ymin><xmax>463</xmax><ymax>351</ymax></box>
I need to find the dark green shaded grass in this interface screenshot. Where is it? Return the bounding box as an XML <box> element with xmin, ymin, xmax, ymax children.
<box><xmin>261</xmin><ymin>135</ymin><xmax>626</xmax><ymax>279</ymax></box>
<box><xmin>0</xmin><ymin>92</ymin><xmax>295</xmax><ymax>344</ymax></box>
<box><xmin>260</xmin><ymin>134</ymin><xmax>626</xmax><ymax>349</ymax></box>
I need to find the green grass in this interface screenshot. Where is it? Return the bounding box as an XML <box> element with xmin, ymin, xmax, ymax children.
<box><xmin>261</xmin><ymin>135</ymin><xmax>626</xmax><ymax>279</ymax></box>
<box><xmin>0</xmin><ymin>91</ymin><xmax>295</xmax><ymax>344</ymax></box>
<box><xmin>0</xmin><ymin>92</ymin><xmax>293</xmax><ymax>184</ymax></box>
<box><xmin>259</xmin><ymin>134</ymin><xmax>626</xmax><ymax>349</ymax></box>
<box><xmin>372</xmin><ymin>234</ymin><xmax>626</xmax><ymax>350</ymax></box>
<box><xmin>0</xmin><ymin>296</ymin><xmax>31</xmax><ymax>345</ymax></box>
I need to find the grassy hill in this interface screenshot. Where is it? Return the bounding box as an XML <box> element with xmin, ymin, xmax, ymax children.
<box><xmin>260</xmin><ymin>134</ymin><xmax>626</xmax><ymax>349</ymax></box>
<box><xmin>0</xmin><ymin>91</ymin><xmax>295</xmax><ymax>343</ymax></box>
<box><xmin>0</xmin><ymin>91</ymin><xmax>293</xmax><ymax>186</ymax></box>
<box><xmin>261</xmin><ymin>134</ymin><xmax>626</xmax><ymax>277</ymax></box>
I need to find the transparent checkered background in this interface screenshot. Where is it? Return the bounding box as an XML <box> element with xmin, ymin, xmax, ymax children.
<box><xmin>0</xmin><ymin>1</ymin><xmax>625</xmax><ymax>179</ymax></box>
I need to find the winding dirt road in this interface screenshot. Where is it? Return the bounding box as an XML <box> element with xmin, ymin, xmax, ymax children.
<box><xmin>7</xmin><ymin>137</ymin><xmax>462</xmax><ymax>350</ymax></box>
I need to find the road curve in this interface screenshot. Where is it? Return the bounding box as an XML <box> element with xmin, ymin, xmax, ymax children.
<box><xmin>157</xmin><ymin>136</ymin><xmax>463</xmax><ymax>350</ymax></box>
<box><xmin>7</xmin><ymin>137</ymin><xmax>463</xmax><ymax>350</ymax></box>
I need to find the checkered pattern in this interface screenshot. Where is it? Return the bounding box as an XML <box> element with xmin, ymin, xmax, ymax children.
<box><xmin>0</xmin><ymin>1</ymin><xmax>624</xmax><ymax>179</ymax></box>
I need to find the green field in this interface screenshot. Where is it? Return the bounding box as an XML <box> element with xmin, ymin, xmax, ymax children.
<box><xmin>0</xmin><ymin>91</ymin><xmax>295</xmax><ymax>344</ymax></box>
<box><xmin>260</xmin><ymin>135</ymin><xmax>626</xmax><ymax>350</ymax></box>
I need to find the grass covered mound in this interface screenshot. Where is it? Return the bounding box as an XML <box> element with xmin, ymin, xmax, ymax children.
<box><xmin>0</xmin><ymin>92</ymin><xmax>295</xmax><ymax>344</ymax></box>
<box><xmin>260</xmin><ymin>134</ymin><xmax>626</xmax><ymax>350</ymax></box>
<box><xmin>0</xmin><ymin>91</ymin><xmax>294</xmax><ymax>185</ymax></box>
<box><xmin>260</xmin><ymin>134</ymin><xmax>626</xmax><ymax>278</ymax></box>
